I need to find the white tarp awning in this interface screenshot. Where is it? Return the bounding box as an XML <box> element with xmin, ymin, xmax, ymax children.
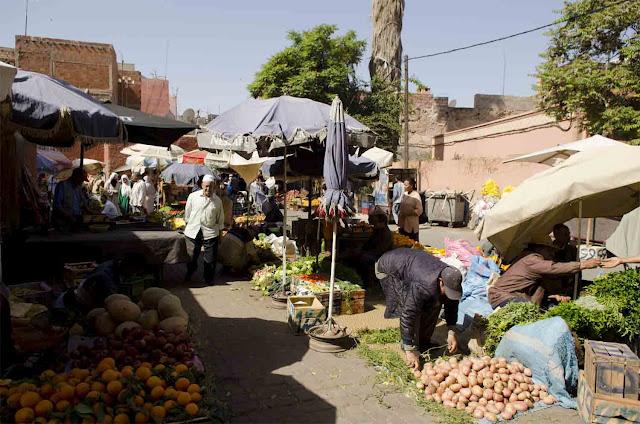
<box><xmin>361</xmin><ymin>146</ymin><xmax>394</xmax><ymax>168</ymax></box>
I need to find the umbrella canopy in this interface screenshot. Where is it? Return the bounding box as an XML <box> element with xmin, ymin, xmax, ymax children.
<box><xmin>361</xmin><ymin>146</ymin><xmax>394</xmax><ymax>168</ymax></box>
<box><xmin>104</xmin><ymin>104</ymin><xmax>197</xmax><ymax>147</ymax></box>
<box><xmin>71</xmin><ymin>158</ymin><xmax>104</xmax><ymax>175</ymax></box>
<box><xmin>321</xmin><ymin>97</ymin><xmax>352</xmax><ymax>218</ymax></box>
<box><xmin>36</xmin><ymin>148</ymin><xmax>72</xmax><ymax>175</ymax></box>
<box><xmin>606</xmin><ymin>207</ymin><xmax>640</xmax><ymax>258</ymax></box>
<box><xmin>261</xmin><ymin>153</ymin><xmax>378</xmax><ymax>180</ymax></box>
<box><xmin>479</xmin><ymin>145</ymin><xmax>640</xmax><ymax>261</ymax></box>
<box><xmin>229</xmin><ymin>152</ymin><xmax>269</xmax><ymax>183</ymax></box>
<box><xmin>160</xmin><ymin>162</ymin><xmax>216</xmax><ymax>186</ymax></box>
<box><xmin>197</xmin><ymin>95</ymin><xmax>372</xmax><ymax>153</ymax></box>
<box><xmin>503</xmin><ymin>135</ymin><xmax>625</xmax><ymax>166</ymax></box>
<box><xmin>121</xmin><ymin>143</ymin><xmax>185</xmax><ymax>161</ymax></box>
<box><xmin>125</xmin><ymin>155</ymin><xmax>166</xmax><ymax>173</ymax></box>
<box><xmin>10</xmin><ymin>70</ymin><xmax>123</xmax><ymax>147</ymax></box>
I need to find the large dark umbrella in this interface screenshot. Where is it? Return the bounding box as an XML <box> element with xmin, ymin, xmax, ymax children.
<box><xmin>320</xmin><ymin>97</ymin><xmax>352</xmax><ymax>326</ymax></box>
<box><xmin>10</xmin><ymin>70</ymin><xmax>123</xmax><ymax>148</ymax></box>
<box><xmin>261</xmin><ymin>153</ymin><xmax>379</xmax><ymax>180</ymax></box>
<box><xmin>160</xmin><ymin>162</ymin><xmax>217</xmax><ymax>186</ymax></box>
<box><xmin>105</xmin><ymin>104</ymin><xmax>197</xmax><ymax>147</ymax></box>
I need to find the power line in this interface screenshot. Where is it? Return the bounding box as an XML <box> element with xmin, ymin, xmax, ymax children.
<box><xmin>408</xmin><ymin>0</ymin><xmax>636</xmax><ymax>61</ymax></box>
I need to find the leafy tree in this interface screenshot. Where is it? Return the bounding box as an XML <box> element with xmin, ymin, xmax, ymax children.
<box><xmin>248</xmin><ymin>24</ymin><xmax>365</xmax><ymax>107</ymax></box>
<box><xmin>536</xmin><ymin>0</ymin><xmax>640</xmax><ymax>142</ymax></box>
<box><xmin>351</xmin><ymin>78</ymin><xmax>402</xmax><ymax>151</ymax></box>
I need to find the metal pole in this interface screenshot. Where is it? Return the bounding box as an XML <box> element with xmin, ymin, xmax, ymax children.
<box><xmin>573</xmin><ymin>200</ymin><xmax>583</xmax><ymax>299</ymax></box>
<box><xmin>403</xmin><ymin>54</ymin><xmax>409</xmax><ymax>169</ymax></box>
<box><xmin>327</xmin><ymin>220</ymin><xmax>338</xmax><ymax>322</ymax></box>
<box><xmin>79</xmin><ymin>143</ymin><xmax>85</xmax><ymax>168</ymax></box>
<box><xmin>281</xmin><ymin>145</ymin><xmax>288</xmax><ymax>294</ymax></box>
<box><xmin>24</xmin><ymin>0</ymin><xmax>28</xmax><ymax>36</ymax></box>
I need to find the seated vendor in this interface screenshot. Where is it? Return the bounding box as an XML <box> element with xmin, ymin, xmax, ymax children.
<box><xmin>52</xmin><ymin>167</ymin><xmax>88</xmax><ymax>231</ymax></box>
<box><xmin>356</xmin><ymin>208</ymin><xmax>394</xmax><ymax>286</ymax></box>
<box><xmin>101</xmin><ymin>194</ymin><xmax>121</xmax><ymax>220</ymax></box>
<box><xmin>488</xmin><ymin>242</ymin><xmax>600</xmax><ymax>309</ymax></box>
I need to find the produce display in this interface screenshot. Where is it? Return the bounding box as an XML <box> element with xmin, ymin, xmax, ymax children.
<box><xmin>250</xmin><ymin>257</ymin><xmax>317</xmax><ymax>294</ymax></box>
<box><xmin>417</xmin><ymin>356</ymin><xmax>556</xmax><ymax>422</ymax></box>
<box><xmin>234</xmin><ymin>214</ymin><xmax>265</xmax><ymax>225</ymax></box>
<box><xmin>392</xmin><ymin>233</ymin><xmax>446</xmax><ymax>256</ymax></box>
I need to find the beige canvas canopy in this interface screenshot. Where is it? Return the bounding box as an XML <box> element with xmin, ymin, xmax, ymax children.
<box><xmin>478</xmin><ymin>145</ymin><xmax>640</xmax><ymax>261</ymax></box>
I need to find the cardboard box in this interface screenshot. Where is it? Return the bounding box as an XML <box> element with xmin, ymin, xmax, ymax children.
<box><xmin>287</xmin><ymin>296</ymin><xmax>326</xmax><ymax>335</ymax></box>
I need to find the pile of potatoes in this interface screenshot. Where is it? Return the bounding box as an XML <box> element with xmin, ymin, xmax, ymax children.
<box><xmin>416</xmin><ymin>356</ymin><xmax>556</xmax><ymax>421</ymax></box>
<box><xmin>87</xmin><ymin>287</ymin><xmax>189</xmax><ymax>338</ymax></box>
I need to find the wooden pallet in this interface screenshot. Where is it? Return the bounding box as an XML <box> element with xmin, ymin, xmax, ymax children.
<box><xmin>585</xmin><ymin>340</ymin><xmax>640</xmax><ymax>400</ymax></box>
<box><xmin>578</xmin><ymin>370</ymin><xmax>640</xmax><ymax>423</ymax></box>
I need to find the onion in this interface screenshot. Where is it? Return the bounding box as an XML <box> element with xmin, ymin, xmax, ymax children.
<box><xmin>512</xmin><ymin>401</ymin><xmax>528</xmax><ymax>412</ymax></box>
<box><xmin>542</xmin><ymin>395</ymin><xmax>556</xmax><ymax>405</ymax></box>
<box><xmin>483</xmin><ymin>389</ymin><xmax>494</xmax><ymax>401</ymax></box>
<box><xmin>473</xmin><ymin>408</ymin><xmax>485</xmax><ymax>419</ymax></box>
<box><xmin>484</xmin><ymin>411</ymin><xmax>497</xmax><ymax>422</ymax></box>
<box><xmin>416</xmin><ymin>382</ymin><xmax>425</xmax><ymax>390</ymax></box>
<box><xmin>524</xmin><ymin>367</ymin><xmax>532</xmax><ymax>377</ymax></box>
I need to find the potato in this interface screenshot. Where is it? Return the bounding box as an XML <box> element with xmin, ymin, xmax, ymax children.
<box><xmin>416</xmin><ymin>382</ymin><xmax>425</xmax><ymax>390</ymax></box>
<box><xmin>483</xmin><ymin>389</ymin><xmax>494</xmax><ymax>401</ymax></box>
<box><xmin>478</xmin><ymin>397</ymin><xmax>488</xmax><ymax>406</ymax></box>
<box><xmin>501</xmin><ymin>410</ymin><xmax>514</xmax><ymax>421</ymax></box>
<box><xmin>493</xmin><ymin>393</ymin><xmax>504</xmax><ymax>403</ymax></box>
<box><xmin>494</xmin><ymin>402</ymin><xmax>505</xmax><ymax>412</ymax></box>
<box><xmin>542</xmin><ymin>395</ymin><xmax>556</xmax><ymax>405</ymax></box>
<box><xmin>460</xmin><ymin>388</ymin><xmax>472</xmax><ymax>399</ymax></box>
<box><xmin>443</xmin><ymin>400</ymin><xmax>456</xmax><ymax>408</ymax></box>
<box><xmin>486</xmin><ymin>403</ymin><xmax>499</xmax><ymax>414</ymax></box>
<box><xmin>484</xmin><ymin>411</ymin><xmax>497</xmax><ymax>422</ymax></box>
<box><xmin>483</xmin><ymin>378</ymin><xmax>494</xmax><ymax>389</ymax></box>
<box><xmin>517</xmin><ymin>391</ymin><xmax>529</xmax><ymax>401</ymax></box>
<box><xmin>472</xmin><ymin>385</ymin><xmax>483</xmax><ymax>397</ymax></box>
<box><xmin>524</xmin><ymin>367</ymin><xmax>532</xmax><ymax>377</ymax></box>
<box><xmin>456</xmin><ymin>401</ymin><xmax>466</xmax><ymax>410</ymax></box>
<box><xmin>473</xmin><ymin>408</ymin><xmax>485</xmax><ymax>419</ymax></box>
<box><xmin>433</xmin><ymin>393</ymin><xmax>442</xmax><ymax>403</ymax></box>
<box><xmin>87</xmin><ymin>307</ymin><xmax>106</xmax><ymax>324</ymax></box>
<box><xmin>512</xmin><ymin>401</ymin><xmax>528</xmax><ymax>411</ymax></box>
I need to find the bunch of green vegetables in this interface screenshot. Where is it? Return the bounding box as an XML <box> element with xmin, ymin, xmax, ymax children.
<box><xmin>483</xmin><ymin>302</ymin><xmax>543</xmax><ymax>355</ymax></box>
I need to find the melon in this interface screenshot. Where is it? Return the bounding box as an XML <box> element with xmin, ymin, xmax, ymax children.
<box><xmin>140</xmin><ymin>287</ymin><xmax>171</xmax><ymax>310</ymax></box>
<box><xmin>95</xmin><ymin>312</ymin><xmax>116</xmax><ymax>336</ymax></box>
<box><xmin>107</xmin><ymin>300</ymin><xmax>141</xmax><ymax>322</ymax></box>
<box><xmin>138</xmin><ymin>309</ymin><xmax>160</xmax><ymax>330</ymax></box>
<box><xmin>158</xmin><ymin>316</ymin><xmax>188</xmax><ymax>334</ymax></box>
<box><xmin>87</xmin><ymin>307</ymin><xmax>106</xmax><ymax>324</ymax></box>
<box><xmin>115</xmin><ymin>321</ymin><xmax>142</xmax><ymax>338</ymax></box>
<box><xmin>158</xmin><ymin>294</ymin><xmax>183</xmax><ymax>319</ymax></box>
<box><xmin>104</xmin><ymin>293</ymin><xmax>130</xmax><ymax>306</ymax></box>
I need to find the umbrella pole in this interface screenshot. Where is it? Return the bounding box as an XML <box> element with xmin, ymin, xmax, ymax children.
<box><xmin>281</xmin><ymin>145</ymin><xmax>288</xmax><ymax>294</ymax></box>
<box><xmin>574</xmin><ymin>200</ymin><xmax>583</xmax><ymax>299</ymax></box>
<box><xmin>327</xmin><ymin>219</ymin><xmax>337</xmax><ymax>322</ymax></box>
<box><xmin>80</xmin><ymin>143</ymin><xmax>85</xmax><ymax>168</ymax></box>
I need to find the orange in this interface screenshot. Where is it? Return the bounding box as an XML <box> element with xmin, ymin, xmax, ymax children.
<box><xmin>175</xmin><ymin>377</ymin><xmax>190</xmax><ymax>391</ymax></box>
<box><xmin>7</xmin><ymin>392</ymin><xmax>22</xmax><ymax>409</ymax></box>
<box><xmin>35</xmin><ymin>399</ymin><xmax>54</xmax><ymax>417</ymax></box>
<box><xmin>164</xmin><ymin>387</ymin><xmax>177</xmax><ymax>400</ymax></box>
<box><xmin>103</xmin><ymin>393</ymin><xmax>115</xmax><ymax>406</ymax></box>
<box><xmin>103</xmin><ymin>416</ymin><xmax>113</xmax><ymax>424</ymax></box>
<box><xmin>153</xmin><ymin>364</ymin><xmax>166</xmax><ymax>372</ymax></box>
<box><xmin>75</xmin><ymin>382</ymin><xmax>91</xmax><ymax>399</ymax></box>
<box><xmin>187</xmin><ymin>384</ymin><xmax>200</xmax><ymax>394</ymax></box>
<box><xmin>41</xmin><ymin>369</ymin><xmax>56</xmax><ymax>380</ymax></box>
<box><xmin>140</xmin><ymin>362</ymin><xmax>152</xmax><ymax>369</ymax></box>
<box><xmin>97</xmin><ymin>358</ymin><xmax>116</xmax><ymax>374</ymax></box>
<box><xmin>150</xmin><ymin>386</ymin><xmax>164</xmax><ymax>401</ymax></box>
<box><xmin>90</xmin><ymin>381</ymin><xmax>105</xmax><ymax>393</ymax></box>
<box><xmin>101</xmin><ymin>369</ymin><xmax>119</xmax><ymax>383</ymax></box>
<box><xmin>174</xmin><ymin>364</ymin><xmax>188</xmax><ymax>374</ymax></box>
<box><xmin>55</xmin><ymin>400</ymin><xmax>70</xmax><ymax>412</ymax></box>
<box><xmin>81</xmin><ymin>417</ymin><xmax>96</xmax><ymax>424</ymax></box>
<box><xmin>133</xmin><ymin>395</ymin><xmax>144</xmax><ymax>407</ymax></box>
<box><xmin>150</xmin><ymin>406</ymin><xmax>166</xmax><ymax>420</ymax></box>
<box><xmin>185</xmin><ymin>402</ymin><xmax>199</xmax><ymax>416</ymax></box>
<box><xmin>56</xmin><ymin>384</ymin><xmax>74</xmax><ymax>401</ymax></box>
<box><xmin>143</xmin><ymin>402</ymin><xmax>153</xmax><ymax>411</ymax></box>
<box><xmin>85</xmin><ymin>391</ymin><xmax>101</xmax><ymax>404</ymax></box>
<box><xmin>170</xmin><ymin>371</ymin><xmax>178</xmax><ymax>379</ymax></box>
<box><xmin>135</xmin><ymin>367</ymin><xmax>151</xmax><ymax>381</ymax></box>
<box><xmin>35</xmin><ymin>417</ymin><xmax>48</xmax><ymax>424</ymax></box>
<box><xmin>15</xmin><ymin>407</ymin><xmax>35</xmax><ymax>424</ymax></box>
<box><xmin>49</xmin><ymin>393</ymin><xmax>61</xmax><ymax>405</ymax></box>
<box><xmin>113</xmin><ymin>413</ymin><xmax>130</xmax><ymax>424</ymax></box>
<box><xmin>133</xmin><ymin>412</ymin><xmax>148</xmax><ymax>424</ymax></box>
<box><xmin>190</xmin><ymin>392</ymin><xmax>202</xmax><ymax>402</ymax></box>
<box><xmin>120</xmin><ymin>366</ymin><xmax>133</xmax><ymax>379</ymax></box>
<box><xmin>106</xmin><ymin>381</ymin><xmax>122</xmax><ymax>396</ymax></box>
<box><xmin>51</xmin><ymin>375</ymin><xmax>66</xmax><ymax>385</ymax></box>
<box><xmin>176</xmin><ymin>391</ymin><xmax>191</xmax><ymax>406</ymax></box>
<box><xmin>163</xmin><ymin>400</ymin><xmax>177</xmax><ymax>411</ymax></box>
<box><xmin>146</xmin><ymin>376</ymin><xmax>162</xmax><ymax>389</ymax></box>
<box><xmin>20</xmin><ymin>391</ymin><xmax>42</xmax><ymax>408</ymax></box>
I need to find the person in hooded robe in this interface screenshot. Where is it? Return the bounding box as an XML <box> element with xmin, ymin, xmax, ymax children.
<box><xmin>143</xmin><ymin>175</ymin><xmax>157</xmax><ymax>214</ymax></box>
<box><xmin>118</xmin><ymin>175</ymin><xmax>132</xmax><ymax>216</ymax></box>
<box><xmin>130</xmin><ymin>173</ymin><xmax>146</xmax><ymax>214</ymax></box>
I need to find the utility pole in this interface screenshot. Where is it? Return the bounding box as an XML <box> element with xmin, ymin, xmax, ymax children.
<box><xmin>24</xmin><ymin>0</ymin><xmax>28</xmax><ymax>36</ymax></box>
<box><xmin>403</xmin><ymin>54</ymin><xmax>409</xmax><ymax>169</ymax></box>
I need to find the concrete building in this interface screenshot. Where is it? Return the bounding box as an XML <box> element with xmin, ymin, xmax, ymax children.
<box><xmin>404</xmin><ymin>110</ymin><xmax>585</xmax><ymax>196</ymax></box>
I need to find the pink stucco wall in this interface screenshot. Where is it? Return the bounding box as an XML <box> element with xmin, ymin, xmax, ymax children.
<box><xmin>401</xmin><ymin>111</ymin><xmax>586</xmax><ymax>197</ymax></box>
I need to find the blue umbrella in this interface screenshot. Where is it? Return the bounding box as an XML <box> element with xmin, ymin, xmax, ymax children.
<box><xmin>10</xmin><ymin>70</ymin><xmax>124</xmax><ymax>147</ymax></box>
<box><xmin>322</xmin><ymin>97</ymin><xmax>352</xmax><ymax>323</ymax></box>
<box><xmin>261</xmin><ymin>153</ymin><xmax>378</xmax><ymax>180</ymax></box>
<box><xmin>160</xmin><ymin>163</ymin><xmax>217</xmax><ymax>186</ymax></box>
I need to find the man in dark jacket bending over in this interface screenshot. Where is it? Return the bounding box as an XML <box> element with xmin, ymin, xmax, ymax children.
<box><xmin>375</xmin><ymin>248</ymin><xmax>463</xmax><ymax>370</ymax></box>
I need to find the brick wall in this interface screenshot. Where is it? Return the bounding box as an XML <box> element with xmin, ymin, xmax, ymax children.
<box><xmin>0</xmin><ymin>47</ymin><xmax>16</xmax><ymax>65</ymax></box>
<box><xmin>117</xmin><ymin>67</ymin><xmax>142</xmax><ymax>110</ymax></box>
<box><xmin>15</xmin><ymin>36</ymin><xmax>118</xmax><ymax>103</ymax></box>
<box><xmin>141</xmin><ymin>78</ymin><xmax>171</xmax><ymax>117</ymax></box>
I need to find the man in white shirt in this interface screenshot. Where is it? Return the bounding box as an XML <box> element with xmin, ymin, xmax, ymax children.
<box><xmin>392</xmin><ymin>175</ymin><xmax>404</xmax><ymax>224</ymax></box>
<box><xmin>184</xmin><ymin>174</ymin><xmax>225</xmax><ymax>284</ymax></box>
<box><xmin>130</xmin><ymin>173</ymin><xmax>146</xmax><ymax>214</ymax></box>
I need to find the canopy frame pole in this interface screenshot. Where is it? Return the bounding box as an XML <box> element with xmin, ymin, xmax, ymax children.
<box><xmin>79</xmin><ymin>143</ymin><xmax>85</xmax><ymax>168</ymax></box>
<box><xmin>281</xmin><ymin>145</ymin><xmax>288</xmax><ymax>294</ymax></box>
<box><xmin>574</xmin><ymin>200</ymin><xmax>583</xmax><ymax>299</ymax></box>
<box><xmin>327</xmin><ymin>219</ymin><xmax>338</xmax><ymax>322</ymax></box>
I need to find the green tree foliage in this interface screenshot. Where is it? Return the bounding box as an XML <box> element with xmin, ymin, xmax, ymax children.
<box><xmin>248</xmin><ymin>25</ymin><xmax>402</xmax><ymax>150</ymax></box>
<box><xmin>248</xmin><ymin>25</ymin><xmax>365</xmax><ymax>106</ymax></box>
<box><xmin>536</xmin><ymin>0</ymin><xmax>640</xmax><ymax>142</ymax></box>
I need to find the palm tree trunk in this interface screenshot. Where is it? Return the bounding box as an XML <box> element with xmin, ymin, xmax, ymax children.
<box><xmin>369</xmin><ymin>0</ymin><xmax>404</xmax><ymax>85</ymax></box>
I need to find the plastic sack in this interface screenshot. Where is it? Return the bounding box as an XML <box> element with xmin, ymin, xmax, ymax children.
<box><xmin>456</xmin><ymin>256</ymin><xmax>499</xmax><ymax>326</ymax></box>
<box><xmin>444</xmin><ymin>238</ymin><xmax>480</xmax><ymax>268</ymax></box>
<box><xmin>270</xmin><ymin>236</ymin><xmax>297</xmax><ymax>259</ymax></box>
<box><xmin>495</xmin><ymin>317</ymin><xmax>579</xmax><ymax>409</ymax></box>
<box><xmin>440</xmin><ymin>254</ymin><xmax>467</xmax><ymax>280</ymax></box>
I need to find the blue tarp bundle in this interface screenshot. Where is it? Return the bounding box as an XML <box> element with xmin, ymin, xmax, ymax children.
<box><xmin>495</xmin><ymin>317</ymin><xmax>579</xmax><ymax>409</ymax></box>
<box><xmin>457</xmin><ymin>256</ymin><xmax>498</xmax><ymax>326</ymax></box>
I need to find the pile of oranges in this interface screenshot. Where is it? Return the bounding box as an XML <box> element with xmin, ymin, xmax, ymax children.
<box><xmin>0</xmin><ymin>358</ymin><xmax>204</xmax><ymax>424</ymax></box>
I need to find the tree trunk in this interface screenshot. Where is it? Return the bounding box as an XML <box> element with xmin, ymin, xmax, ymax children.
<box><xmin>369</xmin><ymin>0</ymin><xmax>404</xmax><ymax>84</ymax></box>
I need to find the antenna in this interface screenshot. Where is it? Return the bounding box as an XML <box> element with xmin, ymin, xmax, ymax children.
<box><xmin>164</xmin><ymin>40</ymin><xmax>169</xmax><ymax>80</ymax></box>
<box><xmin>502</xmin><ymin>49</ymin><xmax>507</xmax><ymax>96</ymax></box>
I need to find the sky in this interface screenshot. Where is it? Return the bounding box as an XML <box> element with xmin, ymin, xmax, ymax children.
<box><xmin>0</xmin><ymin>0</ymin><xmax>565</xmax><ymax>115</ymax></box>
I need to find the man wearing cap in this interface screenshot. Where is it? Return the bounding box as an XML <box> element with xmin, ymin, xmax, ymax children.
<box><xmin>184</xmin><ymin>174</ymin><xmax>225</xmax><ymax>285</ymax></box>
<box><xmin>375</xmin><ymin>248</ymin><xmax>463</xmax><ymax>370</ymax></box>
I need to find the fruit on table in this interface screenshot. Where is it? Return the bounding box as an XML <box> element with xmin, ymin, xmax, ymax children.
<box><xmin>158</xmin><ymin>316</ymin><xmax>188</xmax><ymax>334</ymax></box>
<box><xmin>140</xmin><ymin>287</ymin><xmax>171</xmax><ymax>310</ymax></box>
<box><xmin>157</xmin><ymin>294</ymin><xmax>186</xmax><ymax>320</ymax></box>
<box><xmin>138</xmin><ymin>310</ymin><xmax>160</xmax><ymax>330</ymax></box>
<box><xmin>104</xmin><ymin>294</ymin><xmax>130</xmax><ymax>306</ymax></box>
<box><xmin>95</xmin><ymin>312</ymin><xmax>117</xmax><ymax>336</ymax></box>
<box><xmin>114</xmin><ymin>321</ymin><xmax>142</xmax><ymax>338</ymax></box>
<box><xmin>107</xmin><ymin>300</ymin><xmax>141</xmax><ymax>322</ymax></box>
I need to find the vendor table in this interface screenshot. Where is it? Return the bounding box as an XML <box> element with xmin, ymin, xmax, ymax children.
<box><xmin>20</xmin><ymin>228</ymin><xmax>189</xmax><ymax>282</ymax></box>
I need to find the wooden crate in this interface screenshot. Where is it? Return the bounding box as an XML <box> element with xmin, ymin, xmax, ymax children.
<box><xmin>578</xmin><ymin>370</ymin><xmax>640</xmax><ymax>423</ymax></box>
<box><xmin>63</xmin><ymin>261</ymin><xmax>97</xmax><ymax>286</ymax></box>
<box><xmin>315</xmin><ymin>291</ymin><xmax>341</xmax><ymax>315</ymax></box>
<box><xmin>339</xmin><ymin>289</ymin><xmax>366</xmax><ymax>315</ymax></box>
<box><xmin>287</xmin><ymin>296</ymin><xmax>326</xmax><ymax>335</ymax></box>
<box><xmin>585</xmin><ymin>340</ymin><xmax>640</xmax><ymax>400</ymax></box>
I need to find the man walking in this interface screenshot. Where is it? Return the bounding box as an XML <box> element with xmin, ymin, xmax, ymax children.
<box><xmin>184</xmin><ymin>174</ymin><xmax>225</xmax><ymax>285</ymax></box>
<box><xmin>392</xmin><ymin>175</ymin><xmax>404</xmax><ymax>224</ymax></box>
